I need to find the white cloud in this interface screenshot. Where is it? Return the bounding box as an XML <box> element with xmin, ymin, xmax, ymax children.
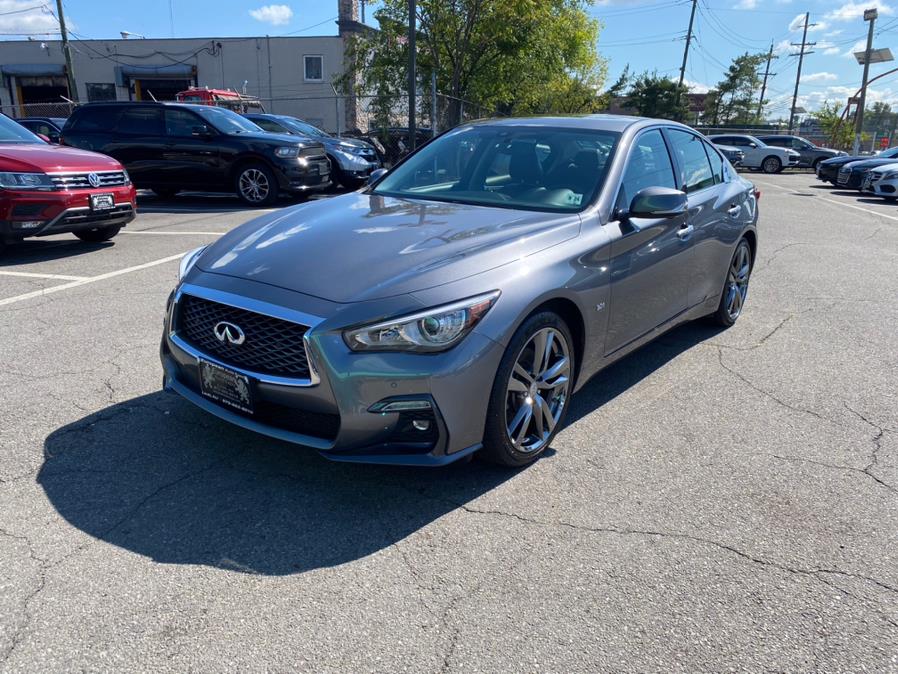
<box><xmin>735</xmin><ymin>0</ymin><xmax>758</xmax><ymax>8</ymax></box>
<box><xmin>824</xmin><ymin>46</ymin><xmax>841</xmax><ymax>55</ymax></box>
<box><xmin>249</xmin><ymin>4</ymin><xmax>293</xmax><ymax>26</ymax></box>
<box><xmin>825</xmin><ymin>29</ymin><xmax>844</xmax><ymax>37</ymax></box>
<box><xmin>804</xmin><ymin>72</ymin><xmax>838</xmax><ymax>81</ymax></box>
<box><xmin>842</xmin><ymin>40</ymin><xmax>868</xmax><ymax>57</ymax></box>
<box><xmin>682</xmin><ymin>79</ymin><xmax>710</xmax><ymax>93</ymax></box>
<box><xmin>0</xmin><ymin>0</ymin><xmax>59</xmax><ymax>34</ymax></box>
<box><xmin>789</xmin><ymin>13</ymin><xmax>827</xmax><ymax>32</ymax></box>
<box><xmin>824</xmin><ymin>2</ymin><xmax>894</xmax><ymax>22</ymax></box>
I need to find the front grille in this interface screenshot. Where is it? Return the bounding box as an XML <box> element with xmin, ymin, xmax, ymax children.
<box><xmin>49</xmin><ymin>170</ymin><xmax>128</xmax><ymax>189</ymax></box>
<box><xmin>837</xmin><ymin>170</ymin><xmax>850</xmax><ymax>184</ymax></box>
<box><xmin>49</xmin><ymin>204</ymin><xmax>133</xmax><ymax>230</ymax></box>
<box><xmin>177</xmin><ymin>294</ymin><xmax>311</xmax><ymax>379</ymax></box>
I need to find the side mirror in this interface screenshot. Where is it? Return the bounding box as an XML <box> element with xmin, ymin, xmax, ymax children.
<box><xmin>191</xmin><ymin>124</ymin><xmax>213</xmax><ymax>137</ymax></box>
<box><xmin>748</xmin><ymin>142</ymin><xmax>757</xmax><ymax>148</ymax></box>
<box><xmin>367</xmin><ymin>168</ymin><xmax>388</xmax><ymax>186</ymax></box>
<box><xmin>628</xmin><ymin>186</ymin><xmax>687</xmax><ymax>219</ymax></box>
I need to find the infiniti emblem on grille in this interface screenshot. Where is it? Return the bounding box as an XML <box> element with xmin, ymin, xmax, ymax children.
<box><xmin>87</xmin><ymin>172</ymin><xmax>101</xmax><ymax>188</ymax></box>
<box><xmin>213</xmin><ymin>321</ymin><xmax>245</xmax><ymax>345</ymax></box>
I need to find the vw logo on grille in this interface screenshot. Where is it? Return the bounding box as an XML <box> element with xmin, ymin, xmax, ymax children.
<box><xmin>213</xmin><ymin>321</ymin><xmax>245</xmax><ymax>345</ymax></box>
<box><xmin>87</xmin><ymin>172</ymin><xmax>101</xmax><ymax>188</ymax></box>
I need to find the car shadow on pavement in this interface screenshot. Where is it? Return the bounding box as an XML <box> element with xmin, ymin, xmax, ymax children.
<box><xmin>40</xmin><ymin>321</ymin><xmax>721</xmax><ymax>576</ymax></box>
<box><xmin>0</xmin><ymin>239</ymin><xmax>115</xmax><ymax>265</ymax></box>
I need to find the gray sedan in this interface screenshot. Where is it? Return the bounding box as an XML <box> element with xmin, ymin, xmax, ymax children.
<box><xmin>161</xmin><ymin>115</ymin><xmax>758</xmax><ymax>467</ymax></box>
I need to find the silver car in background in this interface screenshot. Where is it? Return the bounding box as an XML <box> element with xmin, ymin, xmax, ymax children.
<box><xmin>162</xmin><ymin>115</ymin><xmax>759</xmax><ymax>467</ymax></box>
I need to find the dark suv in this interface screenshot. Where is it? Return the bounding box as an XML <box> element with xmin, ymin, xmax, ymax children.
<box><xmin>62</xmin><ymin>102</ymin><xmax>330</xmax><ymax>205</ymax></box>
<box><xmin>757</xmin><ymin>135</ymin><xmax>845</xmax><ymax>169</ymax></box>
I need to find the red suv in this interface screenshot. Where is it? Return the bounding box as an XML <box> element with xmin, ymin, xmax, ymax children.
<box><xmin>0</xmin><ymin>115</ymin><xmax>136</xmax><ymax>253</ymax></box>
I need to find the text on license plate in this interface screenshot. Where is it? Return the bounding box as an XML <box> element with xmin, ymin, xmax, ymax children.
<box><xmin>198</xmin><ymin>359</ymin><xmax>254</xmax><ymax>414</ymax></box>
<box><xmin>90</xmin><ymin>193</ymin><xmax>114</xmax><ymax>211</ymax></box>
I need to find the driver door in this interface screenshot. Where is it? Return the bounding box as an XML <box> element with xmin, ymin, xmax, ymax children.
<box><xmin>604</xmin><ymin>128</ymin><xmax>693</xmax><ymax>354</ymax></box>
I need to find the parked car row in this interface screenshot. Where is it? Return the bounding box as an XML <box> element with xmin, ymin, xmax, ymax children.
<box><xmin>708</xmin><ymin>134</ymin><xmax>845</xmax><ymax>174</ymax></box>
<box><xmin>816</xmin><ymin>146</ymin><xmax>898</xmax><ymax>200</ymax></box>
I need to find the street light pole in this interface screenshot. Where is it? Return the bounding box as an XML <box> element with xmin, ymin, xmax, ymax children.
<box><xmin>854</xmin><ymin>8</ymin><xmax>878</xmax><ymax>155</ymax></box>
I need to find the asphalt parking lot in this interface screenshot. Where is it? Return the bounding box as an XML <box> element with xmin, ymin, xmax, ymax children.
<box><xmin>1</xmin><ymin>175</ymin><xmax>896</xmax><ymax>671</ymax></box>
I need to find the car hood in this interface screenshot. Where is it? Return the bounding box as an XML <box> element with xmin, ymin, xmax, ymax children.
<box><xmin>822</xmin><ymin>154</ymin><xmax>868</xmax><ymax>166</ymax></box>
<box><xmin>233</xmin><ymin>130</ymin><xmax>323</xmax><ymax>150</ymax></box>
<box><xmin>0</xmin><ymin>142</ymin><xmax>123</xmax><ymax>172</ymax></box>
<box><xmin>197</xmin><ymin>192</ymin><xmax>580</xmax><ymax>303</ymax></box>
<box><xmin>325</xmin><ymin>137</ymin><xmax>372</xmax><ymax>151</ymax></box>
<box><xmin>844</xmin><ymin>158</ymin><xmax>898</xmax><ymax>171</ymax></box>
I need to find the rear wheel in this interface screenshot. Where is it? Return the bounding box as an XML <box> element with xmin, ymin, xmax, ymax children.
<box><xmin>481</xmin><ymin>312</ymin><xmax>575</xmax><ymax>467</ymax></box>
<box><xmin>235</xmin><ymin>163</ymin><xmax>278</xmax><ymax>206</ymax></box>
<box><xmin>762</xmin><ymin>156</ymin><xmax>782</xmax><ymax>174</ymax></box>
<box><xmin>74</xmin><ymin>225</ymin><xmax>121</xmax><ymax>243</ymax></box>
<box><xmin>709</xmin><ymin>239</ymin><xmax>752</xmax><ymax>327</ymax></box>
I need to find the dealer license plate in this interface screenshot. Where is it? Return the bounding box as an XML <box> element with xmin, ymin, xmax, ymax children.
<box><xmin>198</xmin><ymin>359</ymin><xmax>254</xmax><ymax>414</ymax></box>
<box><xmin>90</xmin><ymin>193</ymin><xmax>115</xmax><ymax>211</ymax></box>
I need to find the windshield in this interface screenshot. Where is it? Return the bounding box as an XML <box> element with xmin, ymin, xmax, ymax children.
<box><xmin>880</xmin><ymin>147</ymin><xmax>898</xmax><ymax>157</ymax></box>
<box><xmin>0</xmin><ymin>115</ymin><xmax>43</xmax><ymax>144</ymax></box>
<box><xmin>372</xmin><ymin>125</ymin><xmax>620</xmax><ymax>213</ymax></box>
<box><xmin>196</xmin><ymin>107</ymin><xmax>263</xmax><ymax>135</ymax></box>
<box><xmin>281</xmin><ymin>117</ymin><xmax>329</xmax><ymax>138</ymax></box>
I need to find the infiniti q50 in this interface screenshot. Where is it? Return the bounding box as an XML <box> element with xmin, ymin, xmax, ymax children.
<box><xmin>161</xmin><ymin>115</ymin><xmax>758</xmax><ymax>467</ymax></box>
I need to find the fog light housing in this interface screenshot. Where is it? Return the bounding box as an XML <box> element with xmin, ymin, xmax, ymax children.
<box><xmin>412</xmin><ymin>419</ymin><xmax>431</xmax><ymax>431</ymax></box>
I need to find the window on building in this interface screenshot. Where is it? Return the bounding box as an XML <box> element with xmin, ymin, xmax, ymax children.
<box><xmin>86</xmin><ymin>83</ymin><xmax>116</xmax><ymax>102</ymax></box>
<box><xmin>304</xmin><ymin>55</ymin><xmax>323</xmax><ymax>82</ymax></box>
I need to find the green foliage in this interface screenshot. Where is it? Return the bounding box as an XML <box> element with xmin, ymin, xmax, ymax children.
<box><xmin>623</xmin><ymin>72</ymin><xmax>689</xmax><ymax>120</ymax></box>
<box><xmin>338</xmin><ymin>0</ymin><xmax>608</xmax><ymax>122</ymax></box>
<box><xmin>713</xmin><ymin>52</ymin><xmax>767</xmax><ymax>124</ymax></box>
<box><xmin>812</xmin><ymin>101</ymin><xmax>853</xmax><ymax>149</ymax></box>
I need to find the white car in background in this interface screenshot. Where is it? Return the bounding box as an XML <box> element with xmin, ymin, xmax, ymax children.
<box><xmin>708</xmin><ymin>134</ymin><xmax>801</xmax><ymax>174</ymax></box>
<box><xmin>861</xmin><ymin>161</ymin><xmax>898</xmax><ymax>200</ymax></box>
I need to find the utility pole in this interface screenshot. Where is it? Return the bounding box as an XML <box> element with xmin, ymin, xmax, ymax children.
<box><xmin>55</xmin><ymin>0</ymin><xmax>78</xmax><ymax>102</ymax></box>
<box><xmin>788</xmin><ymin>13</ymin><xmax>815</xmax><ymax>134</ymax></box>
<box><xmin>757</xmin><ymin>42</ymin><xmax>776</xmax><ymax>120</ymax></box>
<box><xmin>407</xmin><ymin>0</ymin><xmax>417</xmax><ymax>151</ymax></box>
<box><xmin>854</xmin><ymin>8</ymin><xmax>878</xmax><ymax>155</ymax></box>
<box><xmin>675</xmin><ymin>0</ymin><xmax>698</xmax><ymax>117</ymax></box>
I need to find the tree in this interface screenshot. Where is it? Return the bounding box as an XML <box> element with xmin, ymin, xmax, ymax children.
<box><xmin>812</xmin><ymin>101</ymin><xmax>853</xmax><ymax>149</ymax></box>
<box><xmin>338</xmin><ymin>0</ymin><xmax>607</xmax><ymax>125</ymax></box>
<box><xmin>713</xmin><ymin>52</ymin><xmax>767</xmax><ymax>125</ymax></box>
<box><xmin>597</xmin><ymin>65</ymin><xmax>630</xmax><ymax>111</ymax></box>
<box><xmin>623</xmin><ymin>72</ymin><xmax>689</xmax><ymax>120</ymax></box>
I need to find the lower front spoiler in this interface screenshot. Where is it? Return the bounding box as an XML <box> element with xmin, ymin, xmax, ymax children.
<box><xmin>162</xmin><ymin>368</ymin><xmax>479</xmax><ymax>468</ymax></box>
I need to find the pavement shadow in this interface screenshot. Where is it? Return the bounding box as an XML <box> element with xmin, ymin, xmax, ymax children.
<box><xmin>136</xmin><ymin>187</ymin><xmax>345</xmax><ymax>214</ymax></box>
<box><xmin>40</xmin><ymin>321</ymin><xmax>720</xmax><ymax>576</ymax></box>
<box><xmin>0</xmin><ymin>238</ymin><xmax>115</xmax><ymax>266</ymax></box>
<box><xmin>40</xmin><ymin>391</ymin><xmax>518</xmax><ymax>575</ymax></box>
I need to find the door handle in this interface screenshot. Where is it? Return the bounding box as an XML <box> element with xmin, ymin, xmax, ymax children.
<box><xmin>727</xmin><ymin>204</ymin><xmax>741</xmax><ymax>217</ymax></box>
<box><xmin>677</xmin><ymin>224</ymin><xmax>694</xmax><ymax>240</ymax></box>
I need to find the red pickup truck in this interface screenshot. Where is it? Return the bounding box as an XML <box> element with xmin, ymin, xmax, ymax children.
<box><xmin>0</xmin><ymin>115</ymin><xmax>136</xmax><ymax>253</ymax></box>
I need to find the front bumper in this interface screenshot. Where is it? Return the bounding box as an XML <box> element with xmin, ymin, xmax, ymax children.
<box><xmin>0</xmin><ymin>184</ymin><xmax>137</xmax><ymax>243</ymax></box>
<box><xmin>160</xmin><ymin>277</ymin><xmax>504</xmax><ymax>466</ymax></box>
<box><xmin>271</xmin><ymin>158</ymin><xmax>332</xmax><ymax>194</ymax></box>
<box><xmin>837</xmin><ymin>171</ymin><xmax>864</xmax><ymax>189</ymax></box>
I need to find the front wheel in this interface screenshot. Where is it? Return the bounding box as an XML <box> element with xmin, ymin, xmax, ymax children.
<box><xmin>235</xmin><ymin>163</ymin><xmax>278</xmax><ymax>206</ymax></box>
<box><xmin>74</xmin><ymin>225</ymin><xmax>121</xmax><ymax>243</ymax></box>
<box><xmin>762</xmin><ymin>156</ymin><xmax>782</xmax><ymax>174</ymax></box>
<box><xmin>481</xmin><ymin>312</ymin><xmax>575</xmax><ymax>467</ymax></box>
<box><xmin>709</xmin><ymin>239</ymin><xmax>752</xmax><ymax>327</ymax></box>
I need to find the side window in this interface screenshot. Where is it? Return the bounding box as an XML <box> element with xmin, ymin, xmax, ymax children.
<box><xmin>704</xmin><ymin>142</ymin><xmax>725</xmax><ymax>184</ymax></box>
<box><xmin>165</xmin><ymin>109</ymin><xmax>203</xmax><ymax>137</ymax></box>
<box><xmin>618</xmin><ymin>129</ymin><xmax>676</xmax><ymax>207</ymax></box>
<box><xmin>714</xmin><ymin>136</ymin><xmax>733</xmax><ymax>146</ymax></box>
<box><xmin>116</xmin><ymin>107</ymin><xmax>164</xmax><ymax>136</ymax></box>
<box><xmin>254</xmin><ymin>119</ymin><xmax>284</xmax><ymax>133</ymax></box>
<box><xmin>667</xmin><ymin>129</ymin><xmax>715</xmax><ymax>193</ymax></box>
<box><xmin>764</xmin><ymin>137</ymin><xmax>784</xmax><ymax>147</ymax></box>
<box><xmin>69</xmin><ymin>106</ymin><xmax>122</xmax><ymax>132</ymax></box>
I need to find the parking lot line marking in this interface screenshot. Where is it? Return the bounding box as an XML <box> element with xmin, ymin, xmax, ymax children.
<box><xmin>120</xmin><ymin>230</ymin><xmax>227</xmax><ymax>236</ymax></box>
<box><xmin>0</xmin><ymin>270</ymin><xmax>88</xmax><ymax>281</ymax></box>
<box><xmin>754</xmin><ymin>179</ymin><xmax>898</xmax><ymax>223</ymax></box>
<box><xmin>0</xmin><ymin>253</ymin><xmax>184</xmax><ymax>308</ymax></box>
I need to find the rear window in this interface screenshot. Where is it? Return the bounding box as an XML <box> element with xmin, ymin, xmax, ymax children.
<box><xmin>66</xmin><ymin>106</ymin><xmax>123</xmax><ymax>132</ymax></box>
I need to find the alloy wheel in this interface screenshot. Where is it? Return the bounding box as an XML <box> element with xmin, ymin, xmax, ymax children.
<box><xmin>505</xmin><ymin>327</ymin><xmax>571</xmax><ymax>454</ymax></box>
<box><xmin>763</xmin><ymin>157</ymin><xmax>780</xmax><ymax>173</ymax></box>
<box><xmin>725</xmin><ymin>243</ymin><xmax>751</xmax><ymax>320</ymax></box>
<box><xmin>238</xmin><ymin>168</ymin><xmax>270</xmax><ymax>203</ymax></box>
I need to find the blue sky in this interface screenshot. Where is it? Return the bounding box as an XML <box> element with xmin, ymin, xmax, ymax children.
<box><xmin>3</xmin><ymin>0</ymin><xmax>898</xmax><ymax>116</ymax></box>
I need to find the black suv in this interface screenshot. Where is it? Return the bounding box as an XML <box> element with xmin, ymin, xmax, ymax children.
<box><xmin>756</xmin><ymin>135</ymin><xmax>845</xmax><ymax>169</ymax></box>
<box><xmin>62</xmin><ymin>102</ymin><xmax>330</xmax><ymax>205</ymax></box>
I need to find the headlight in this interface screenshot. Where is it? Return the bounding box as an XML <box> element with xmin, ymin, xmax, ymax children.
<box><xmin>338</xmin><ymin>142</ymin><xmax>366</xmax><ymax>156</ymax></box>
<box><xmin>0</xmin><ymin>172</ymin><xmax>54</xmax><ymax>190</ymax></box>
<box><xmin>884</xmin><ymin>171</ymin><xmax>898</xmax><ymax>180</ymax></box>
<box><xmin>274</xmin><ymin>146</ymin><xmax>300</xmax><ymax>158</ymax></box>
<box><xmin>344</xmin><ymin>291</ymin><xmax>500</xmax><ymax>352</ymax></box>
<box><xmin>122</xmin><ymin>168</ymin><xmax>131</xmax><ymax>186</ymax></box>
<box><xmin>178</xmin><ymin>245</ymin><xmax>207</xmax><ymax>282</ymax></box>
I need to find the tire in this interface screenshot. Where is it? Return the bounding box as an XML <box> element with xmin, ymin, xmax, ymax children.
<box><xmin>74</xmin><ymin>225</ymin><xmax>121</xmax><ymax>243</ymax></box>
<box><xmin>761</xmin><ymin>156</ymin><xmax>782</xmax><ymax>174</ymax></box>
<box><xmin>234</xmin><ymin>163</ymin><xmax>279</xmax><ymax>206</ymax></box>
<box><xmin>708</xmin><ymin>238</ymin><xmax>752</xmax><ymax>328</ymax></box>
<box><xmin>811</xmin><ymin>158</ymin><xmax>821</xmax><ymax>171</ymax></box>
<box><xmin>151</xmin><ymin>186</ymin><xmax>180</xmax><ymax>198</ymax></box>
<box><xmin>481</xmin><ymin>312</ymin><xmax>575</xmax><ymax>467</ymax></box>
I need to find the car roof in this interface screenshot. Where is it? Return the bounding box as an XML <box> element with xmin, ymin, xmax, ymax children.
<box><xmin>75</xmin><ymin>101</ymin><xmax>215</xmax><ymax>112</ymax></box>
<box><xmin>466</xmin><ymin>114</ymin><xmax>692</xmax><ymax>134</ymax></box>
